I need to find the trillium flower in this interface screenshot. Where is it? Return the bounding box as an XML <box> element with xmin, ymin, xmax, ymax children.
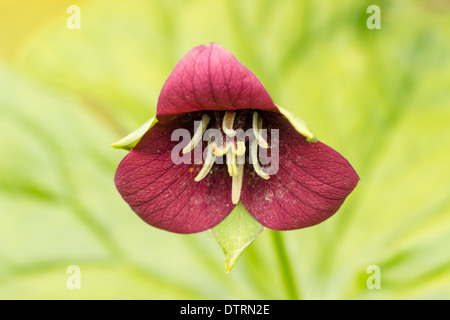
<box><xmin>113</xmin><ymin>43</ymin><xmax>359</xmax><ymax>234</ymax></box>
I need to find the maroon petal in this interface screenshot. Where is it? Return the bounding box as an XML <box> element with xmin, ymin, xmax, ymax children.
<box><xmin>114</xmin><ymin>114</ymin><xmax>234</xmax><ymax>234</ymax></box>
<box><xmin>240</xmin><ymin>114</ymin><xmax>359</xmax><ymax>230</ymax></box>
<box><xmin>156</xmin><ymin>43</ymin><xmax>278</xmax><ymax>124</ymax></box>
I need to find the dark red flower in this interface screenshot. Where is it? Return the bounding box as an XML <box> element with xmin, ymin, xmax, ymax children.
<box><xmin>114</xmin><ymin>43</ymin><xmax>359</xmax><ymax>234</ymax></box>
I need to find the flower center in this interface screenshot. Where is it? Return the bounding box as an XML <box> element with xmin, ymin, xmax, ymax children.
<box><xmin>183</xmin><ymin>110</ymin><xmax>270</xmax><ymax>205</ymax></box>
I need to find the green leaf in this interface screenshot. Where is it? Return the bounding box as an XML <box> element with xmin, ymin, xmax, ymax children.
<box><xmin>210</xmin><ymin>203</ymin><xmax>264</xmax><ymax>274</ymax></box>
<box><xmin>111</xmin><ymin>116</ymin><xmax>157</xmax><ymax>150</ymax></box>
<box><xmin>277</xmin><ymin>105</ymin><xmax>317</xmax><ymax>142</ymax></box>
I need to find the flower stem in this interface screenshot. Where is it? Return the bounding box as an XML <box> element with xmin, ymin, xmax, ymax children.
<box><xmin>271</xmin><ymin>230</ymin><xmax>299</xmax><ymax>300</ymax></box>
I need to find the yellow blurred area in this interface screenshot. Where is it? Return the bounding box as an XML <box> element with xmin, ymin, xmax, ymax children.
<box><xmin>0</xmin><ymin>1</ymin><xmax>85</xmax><ymax>62</ymax></box>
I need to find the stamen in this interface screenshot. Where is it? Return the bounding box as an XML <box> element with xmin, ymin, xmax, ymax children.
<box><xmin>231</xmin><ymin>164</ymin><xmax>244</xmax><ymax>204</ymax></box>
<box><xmin>222</xmin><ymin>111</ymin><xmax>236</xmax><ymax>137</ymax></box>
<box><xmin>194</xmin><ymin>142</ymin><xmax>216</xmax><ymax>181</ymax></box>
<box><xmin>182</xmin><ymin>114</ymin><xmax>210</xmax><ymax>154</ymax></box>
<box><xmin>191</xmin><ymin>110</ymin><xmax>270</xmax><ymax>204</ymax></box>
<box><xmin>250</xmin><ymin>138</ymin><xmax>270</xmax><ymax>180</ymax></box>
<box><xmin>252</xmin><ymin>111</ymin><xmax>269</xmax><ymax>149</ymax></box>
<box><xmin>226</xmin><ymin>148</ymin><xmax>238</xmax><ymax>177</ymax></box>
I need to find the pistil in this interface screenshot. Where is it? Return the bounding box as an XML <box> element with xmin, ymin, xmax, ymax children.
<box><xmin>212</xmin><ymin>142</ymin><xmax>229</xmax><ymax>156</ymax></box>
<box><xmin>233</xmin><ymin>141</ymin><xmax>246</xmax><ymax>156</ymax></box>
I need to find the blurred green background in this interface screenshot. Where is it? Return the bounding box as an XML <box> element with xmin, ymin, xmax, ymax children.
<box><xmin>1</xmin><ymin>0</ymin><xmax>449</xmax><ymax>299</ymax></box>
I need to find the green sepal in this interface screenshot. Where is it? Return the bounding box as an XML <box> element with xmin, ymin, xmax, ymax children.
<box><xmin>277</xmin><ymin>105</ymin><xmax>317</xmax><ymax>142</ymax></box>
<box><xmin>111</xmin><ymin>116</ymin><xmax>158</xmax><ymax>150</ymax></box>
<box><xmin>210</xmin><ymin>202</ymin><xmax>264</xmax><ymax>273</ymax></box>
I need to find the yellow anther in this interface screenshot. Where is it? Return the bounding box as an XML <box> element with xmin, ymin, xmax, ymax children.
<box><xmin>252</xmin><ymin>111</ymin><xmax>269</xmax><ymax>149</ymax></box>
<box><xmin>182</xmin><ymin>114</ymin><xmax>210</xmax><ymax>154</ymax></box>
<box><xmin>226</xmin><ymin>148</ymin><xmax>239</xmax><ymax>177</ymax></box>
<box><xmin>194</xmin><ymin>142</ymin><xmax>216</xmax><ymax>181</ymax></box>
<box><xmin>250</xmin><ymin>138</ymin><xmax>269</xmax><ymax>180</ymax></box>
<box><xmin>231</xmin><ymin>164</ymin><xmax>244</xmax><ymax>204</ymax></box>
